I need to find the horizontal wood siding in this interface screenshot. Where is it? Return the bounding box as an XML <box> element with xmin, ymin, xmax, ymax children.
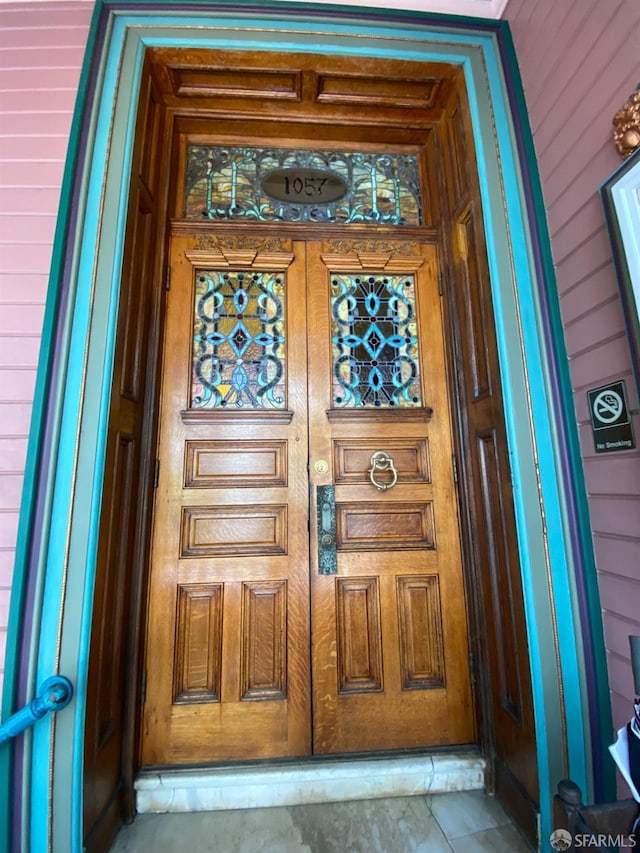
<box><xmin>505</xmin><ymin>0</ymin><xmax>640</xmax><ymax>794</ymax></box>
<box><xmin>0</xmin><ymin>1</ymin><xmax>92</xmax><ymax>687</ymax></box>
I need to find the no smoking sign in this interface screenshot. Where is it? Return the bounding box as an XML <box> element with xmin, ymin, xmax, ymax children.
<box><xmin>587</xmin><ymin>380</ymin><xmax>635</xmax><ymax>453</ymax></box>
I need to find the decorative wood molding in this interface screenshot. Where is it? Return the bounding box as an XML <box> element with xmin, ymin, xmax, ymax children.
<box><xmin>184</xmin><ymin>248</ymin><xmax>294</xmax><ymax>270</ymax></box>
<box><xmin>181</xmin><ymin>409</ymin><xmax>294</xmax><ymax>424</ymax></box>
<box><xmin>336</xmin><ymin>501</ymin><xmax>436</xmax><ymax>551</ymax></box>
<box><xmin>180</xmin><ymin>504</ymin><xmax>288</xmax><ymax>558</ymax></box>
<box><xmin>613</xmin><ymin>85</ymin><xmax>640</xmax><ymax>158</ymax></box>
<box><xmin>326</xmin><ymin>406</ymin><xmax>433</xmax><ymax>422</ymax></box>
<box><xmin>173</xmin><ymin>583</ymin><xmax>223</xmax><ymax>704</ymax></box>
<box><xmin>184</xmin><ymin>439</ymin><xmax>288</xmax><ymax>489</ymax></box>
<box><xmin>173</xmin><ymin>226</ymin><xmax>292</xmax><ymax>253</ymax></box>
<box><xmin>332</xmin><ymin>438</ymin><xmax>431</xmax><ymax>485</ymax></box>
<box><xmin>324</xmin><ymin>238</ymin><xmax>421</xmax><ymax>256</ymax></box>
<box><xmin>321</xmin><ymin>252</ymin><xmax>424</xmax><ymax>273</ymax></box>
<box><xmin>241</xmin><ymin>581</ymin><xmax>288</xmax><ymax>701</ymax></box>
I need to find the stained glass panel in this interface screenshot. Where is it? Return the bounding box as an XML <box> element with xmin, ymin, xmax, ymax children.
<box><xmin>185</xmin><ymin>146</ymin><xmax>422</xmax><ymax>226</ymax></box>
<box><xmin>191</xmin><ymin>269</ymin><xmax>286</xmax><ymax>410</ymax></box>
<box><xmin>331</xmin><ymin>273</ymin><xmax>422</xmax><ymax>408</ymax></box>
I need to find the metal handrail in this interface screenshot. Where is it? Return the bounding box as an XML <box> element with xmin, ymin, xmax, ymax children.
<box><xmin>0</xmin><ymin>676</ymin><xmax>73</xmax><ymax>745</ymax></box>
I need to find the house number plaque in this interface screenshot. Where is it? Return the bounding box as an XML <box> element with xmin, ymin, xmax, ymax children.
<box><xmin>261</xmin><ymin>168</ymin><xmax>349</xmax><ymax>205</ymax></box>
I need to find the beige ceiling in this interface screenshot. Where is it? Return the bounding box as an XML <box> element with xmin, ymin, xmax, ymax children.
<box><xmin>284</xmin><ymin>0</ymin><xmax>508</xmax><ymax>18</ymax></box>
<box><xmin>0</xmin><ymin>0</ymin><xmax>508</xmax><ymax>18</ymax></box>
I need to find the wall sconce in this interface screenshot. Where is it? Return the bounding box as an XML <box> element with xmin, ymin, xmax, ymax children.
<box><xmin>613</xmin><ymin>84</ymin><xmax>640</xmax><ymax>158</ymax></box>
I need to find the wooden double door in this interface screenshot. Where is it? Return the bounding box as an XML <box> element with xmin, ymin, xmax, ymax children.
<box><xmin>141</xmin><ymin>232</ymin><xmax>474</xmax><ymax>765</ymax></box>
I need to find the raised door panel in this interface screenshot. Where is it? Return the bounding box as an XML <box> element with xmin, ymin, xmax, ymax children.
<box><xmin>397</xmin><ymin>574</ymin><xmax>446</xmax><ymax>690</ymax></box>
<box><xmin>336</xmin><ymin>577</ymin><xmax>384</xmax><ymax>693</ymax></box>
<box><xmin>456</xmin><ymin>208</ymin><xmax>491</xmax><ymax>401</ymax></box>
<box><xmin>240</xmin><ymin>580</ymin><xmax>288</xmax><ymax>701</ymax></box>
<box><xmin>180</xmin><ymin>504</ymin><xmax>288</xmax><ymax>557</ymax></box>
<box><xmin>336</xmin><ymin>501</ymin><xmax>436</xmax><ymax>550</ymax></box>
<box><xmin>333</xmin><ymin>438</ymin><xmax>431</xmax><ymax>485</ymax></box>
<box><xmin>476</xmin><ymin>432</ymin><xmax>525</xmax><ymax>722</ymax></box>
<box><xmin>184</xmin><ymin>439</ymin><xmax>288</xmax><ymax>488</ymax></box>
<box><xmin>84</xmin><ymin>431</ymin><xmax>136</xmax><ymax>803</ymax></box>
<box><xmin>173</xmin><ymin>583</ymin><xmax>224</xmax><ymax>703</ymax></box>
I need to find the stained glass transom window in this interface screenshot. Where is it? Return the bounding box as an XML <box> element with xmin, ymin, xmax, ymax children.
<box><xmin>331</xmin><ymin>272</ymin><xmax>422</xmax><ymax>408</ymax></box>
<box><xmin>191</xmin><ymin>269</ymin><xmax>286</xmax><ymax>410</ymax></box>
<box><xmin>184</xmin><ymin>146</ymin><xmax>423</xmax><ymax>226</ymax></box>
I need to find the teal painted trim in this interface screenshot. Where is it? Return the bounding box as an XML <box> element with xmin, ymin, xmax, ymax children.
<box><xmin>69</xmin><ymin>33</ymin><xmax>149</xmax><ymax>852</ymax></box>
<box><xmin>0</xmin><ymin>1</ymin><xmax>106</xmax><ymax>849</ymax></box>
<box><xmin>123</xmin><ymin>13</ymin><xmax>491</xmax><ymax>45</ymax></box>
<box><xmin>499</xmin><ymin>25</ymin><xmax>615</xmax><ymax>803</ymax></box>
<box><xmin>110</xmin><ymin>0</ymin><xmax>492</xmax><ymax>29</ymax></box>
<box><xmin>29</xmin><ymin>9</ymin><xmax>144</xmax><ymax>850</ymax></box>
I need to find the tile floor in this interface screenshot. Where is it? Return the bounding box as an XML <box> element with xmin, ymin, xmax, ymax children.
<box><xmin>110</xmin><ymin>789</ymin><xmax>534</xmax><ymax>852</ymax></box>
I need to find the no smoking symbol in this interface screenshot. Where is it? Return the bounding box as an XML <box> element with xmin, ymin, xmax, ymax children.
<box><xmin>587</xmin><ymin>381</ymin><xmax>634</xmax><ymax>452</ymax></box>
<box><xmin>592</xmin><ymin>389</ymin><xmax>623</xmax><ymax>424</ymax></box>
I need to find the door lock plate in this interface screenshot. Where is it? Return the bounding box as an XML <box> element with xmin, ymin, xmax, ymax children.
<box><xmin>316</xmin><ymin>484</ymin><xmax>338</xmax><ymax>574</ymax></box>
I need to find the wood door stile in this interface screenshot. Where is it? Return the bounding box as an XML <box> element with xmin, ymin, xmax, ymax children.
<box><xmin>307</xmin><ymin>241</ymin><xmax>474</xmax><ymax>754</ymax></box>
<box><xmin>142</xmin><ymin>236</ymin><xmax>311</xmax><ymax>764</ymax></box>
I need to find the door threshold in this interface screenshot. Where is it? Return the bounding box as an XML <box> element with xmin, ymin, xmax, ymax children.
<box><xmin>135</xmin><ymin>750</ymin><xmax>485</xmax><ymax>813</ymax></box>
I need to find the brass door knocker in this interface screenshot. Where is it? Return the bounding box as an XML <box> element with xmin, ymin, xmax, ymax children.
<box><xmin>368</xmin><ymin>451</ymin><xmax>398</xmax><ymax>491</ymax></box>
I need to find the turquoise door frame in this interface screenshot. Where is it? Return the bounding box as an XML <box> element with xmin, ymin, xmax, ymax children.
<box><xmin>0</xmin><ymin>2</ymin><xmax>612</xmax><ymax>850</ymax></box>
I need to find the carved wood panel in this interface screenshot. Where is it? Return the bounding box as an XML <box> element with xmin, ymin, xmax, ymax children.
<box><xmin>150</xmin><ymin>46</ymin><xmax>454</xmax><ymax>148</ymax></box>
<box><xmin>241</xmin><ymin>581</ymin><xmax>287</xmax><ymax>701</ymax></box>
<box><xmin>120</xmin><ymin>200</ymin><xmax>153</xmax><ymax>403</ymax></box>
<box><xmin>336</xmin><ymin>501</ymin><xmax>435</xmax><ymax>551</ymax></box>
<box><xmin>180</xmin><ymin>505</ymin><xmax>287</xmax><ymax>557</ymax></box>
<box><xmin>336</xmin><ymin>577</ymin><xmax>383</xmax><ymax>694</ymax></box>
<box><xmin>332</xmin><ymin>438</ymin><xmax>430</xmax><ymax>485</ymax></box>
<box><xmin>397</xmin><ymin>575</ymin><xmax>446</xmax><ymax>690</ymax></box>
<box><xmin>184</xmin><ymin>439</ymin><xmax>288</xmax><ymax>489</ymax></box>
<box><xmin>168</xmin><ymin>65</ymin><xmax>301</xmax><ymax>101</ymax></box>
<box><xmin>91</xmin><ymin>432</ymin><xmax>135</xmax><ymax>747</ymax></box>
<box><xmin>477</xmin><ymin>431</ymin><xmax>522</xmax><ymax>721</ymax></box>
<box><xmin>442</xmin><ymin>91</ymin><xmax>469</xmax><ymax>210</ymax></box>
<box><xmin>173</xmin><ymin>583</ymin><xmax>223</xmax><ymax>704</ymax></box>
<box><xmin>457</xmin><ymin>206</ymin><xmax>491</xmax><ymax>401</ymax></box>
<box><xmin>139</xmin><ymin>80</ymin><xmax>162</xmax><ymax>197</ymax></box>
<box><xmin>316</xmin><ymin>73</ymin><xmax>444</xmax><ymax>109</ymax></box>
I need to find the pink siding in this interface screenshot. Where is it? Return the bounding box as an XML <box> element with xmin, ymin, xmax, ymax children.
<box><xmin>505</xmin><ymin>0</ymin><xmax>640</xmax><ymax>796</ymax></box>
<box><xmin>0</xmin><ymin>1</ymin><xmax>92</xmax><ymax>687</ymax></box>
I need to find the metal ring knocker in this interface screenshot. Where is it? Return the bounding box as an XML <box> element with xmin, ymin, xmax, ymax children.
<box><xmin>368</xmin><ymin>451</ymin><xmax>398</xmax><ymax>491</ymax></box>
